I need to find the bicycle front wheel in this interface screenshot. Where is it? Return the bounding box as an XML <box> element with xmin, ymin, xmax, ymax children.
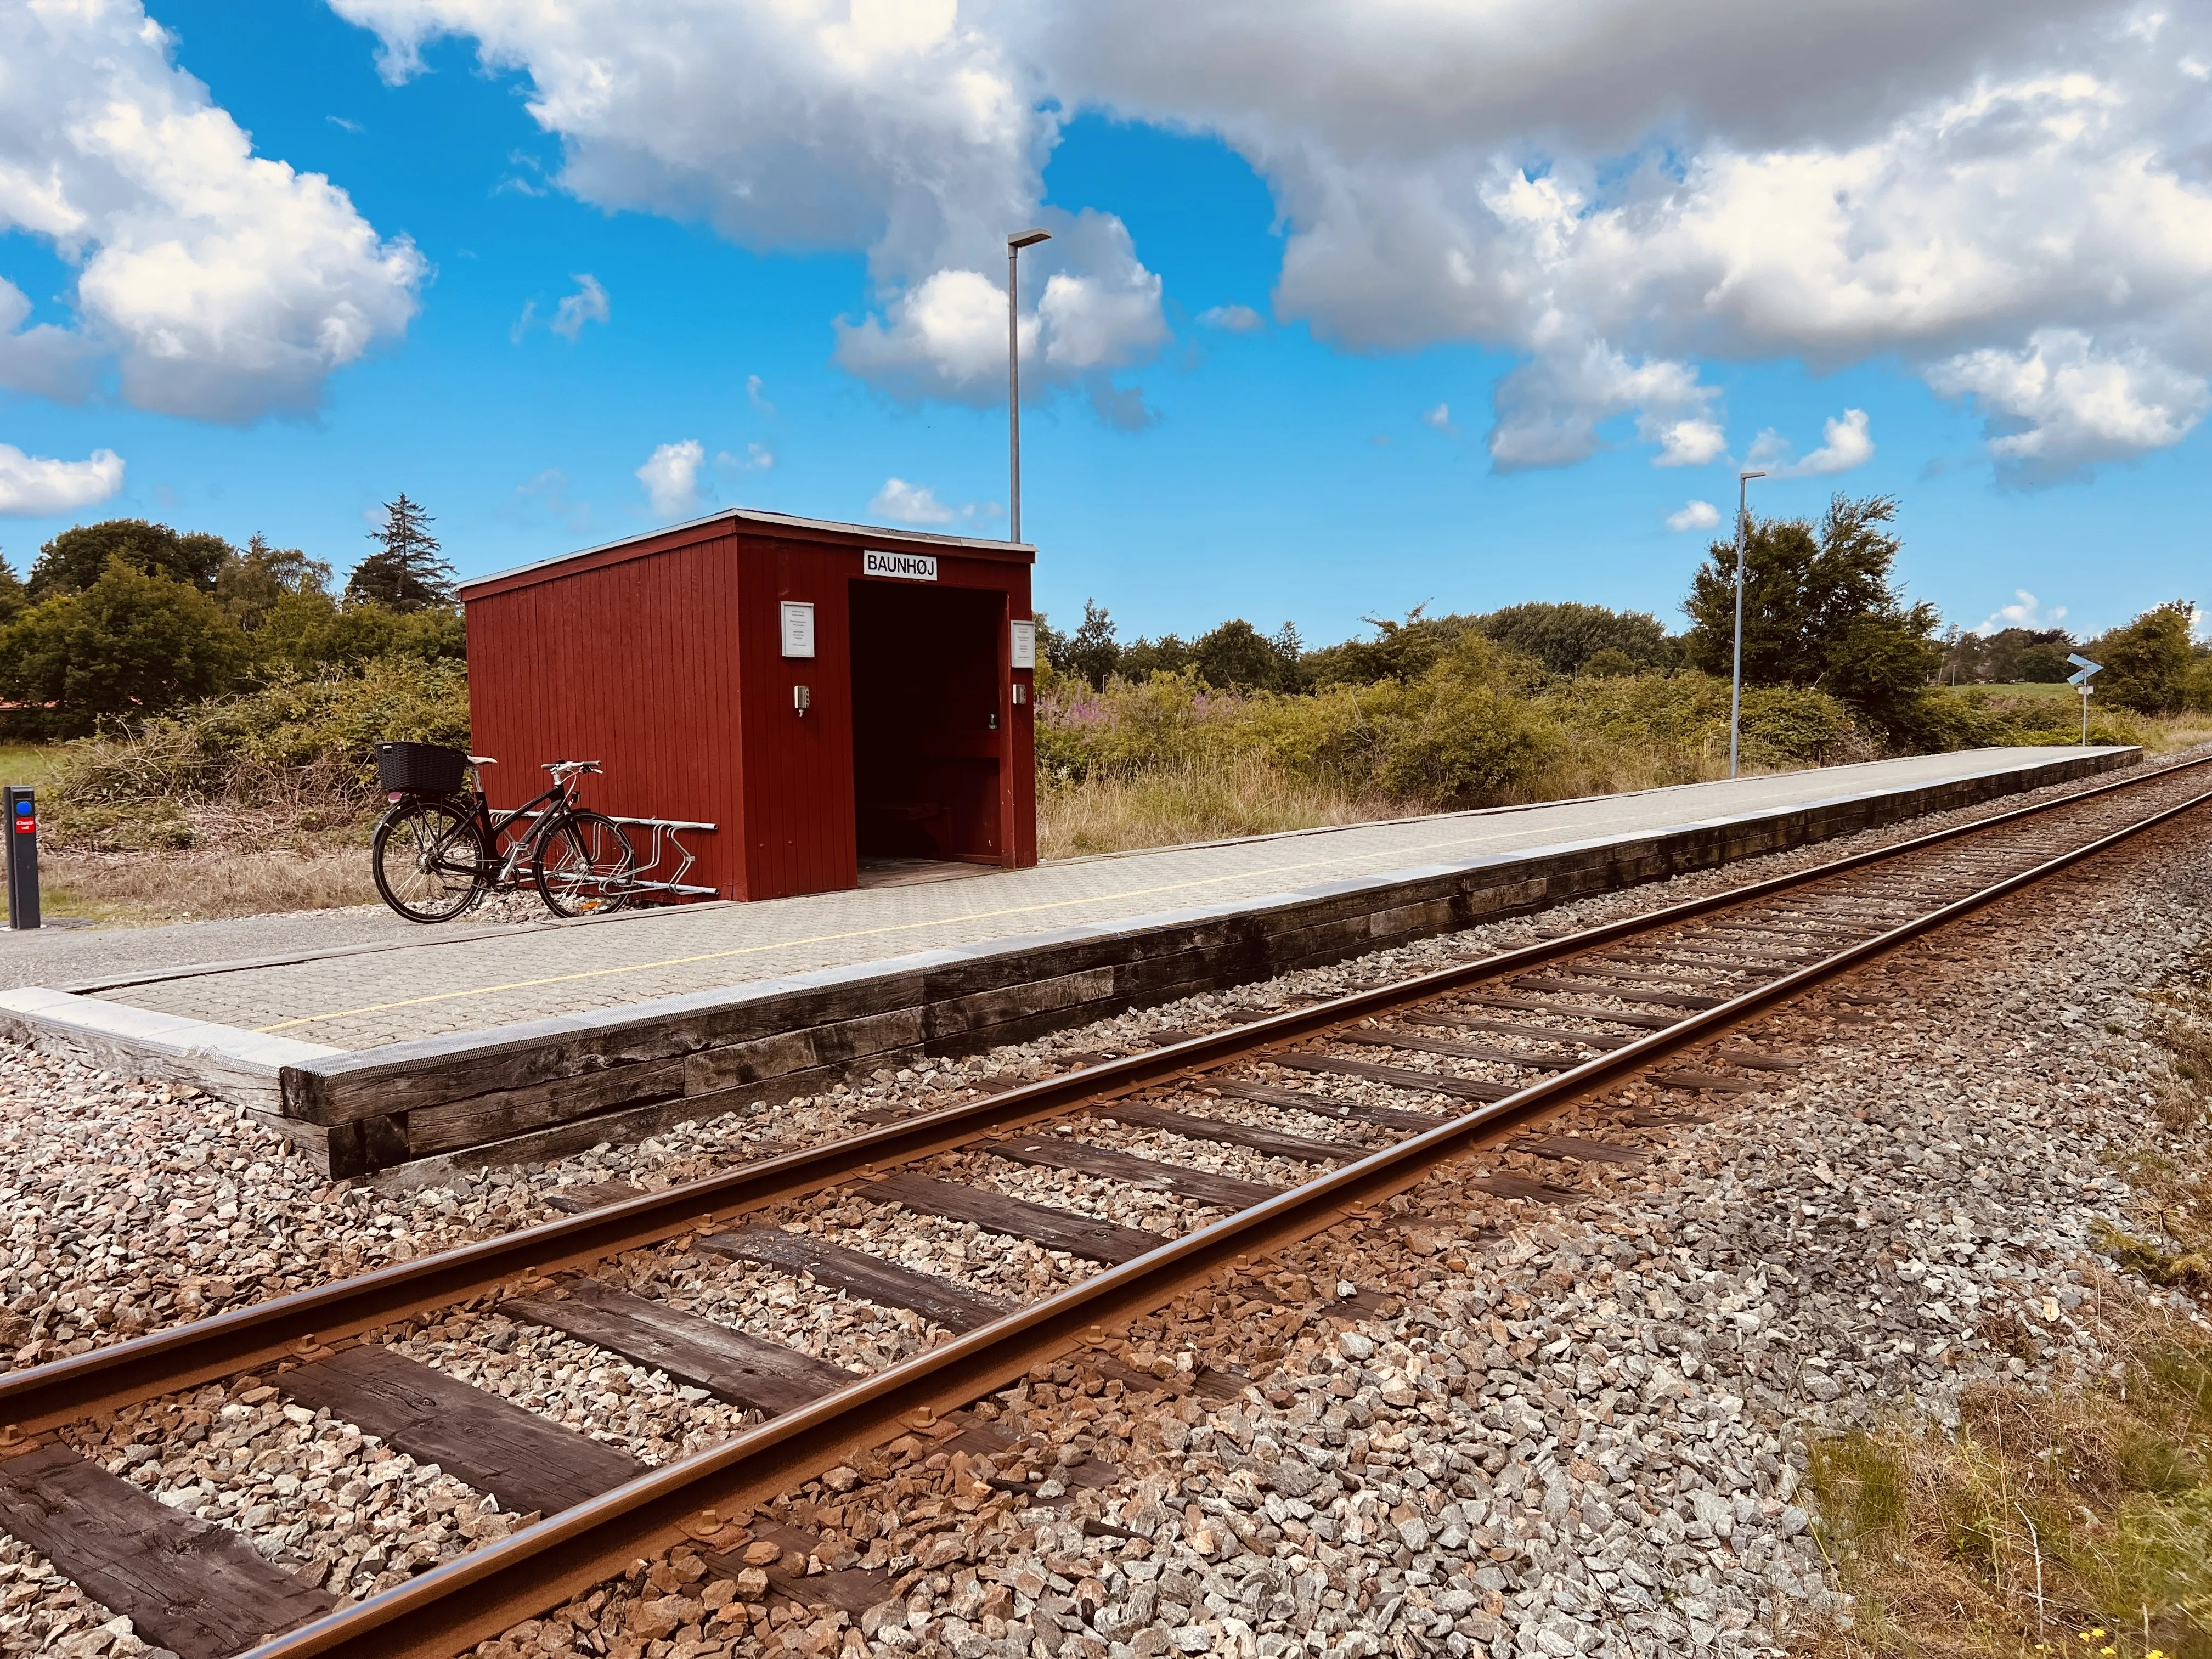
<box><xmin>372</xmin><ymin>799</ymin><xmax>488</xmax><ymax>923</ymax></box>
<box><xmin>532</xmin><ymin>810</ymin><xmax>637</xmax><ymax>918</ymax></box>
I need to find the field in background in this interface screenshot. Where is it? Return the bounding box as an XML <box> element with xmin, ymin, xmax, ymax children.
<box><xmin>1037</xmin><ymin>660</ymin><xmax>2212</xmax><ymax>860</ymax></box>
<box><xmin>14</xmin><ymin>656</ymin><xmax>2212</xmax><ymax>924</ymax></box>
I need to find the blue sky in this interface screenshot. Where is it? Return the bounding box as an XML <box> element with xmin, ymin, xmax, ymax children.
<box><xmin>3</xmin><ymin>0</ymin><xmax>2207</xmax><ymax>649</ymax></box>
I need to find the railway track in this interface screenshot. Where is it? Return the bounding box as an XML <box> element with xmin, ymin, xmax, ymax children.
<box><xmin>2</xmin><ymin>752</ymin><xmax>2208</xmax><ymax>1659</ymax></box>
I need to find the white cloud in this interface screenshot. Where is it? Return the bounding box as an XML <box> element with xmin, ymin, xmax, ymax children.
<box><xmin>0</xmin><ymin>280</ymin><xmax>98</xmax><ymax>403</ymax></box>
<box><xmin>716</xmin><ymin>443</ymin><xmax>774</xmax><ymax>472</ymax></box>
<box><xmin>841</xmin><ymin>270</ymin><xmax>1022</xmax><ymax>397</ymax></box>
<box><xmin>1666</xmin><ymin>499</ymin><xmax>1721</xmax><ymax>532</ymax></box>
<box><xmin>870</xmin><ymin>477</ymin><xmax>957</xmax><ymax>525</ymax></box>
<box><xmin>636</xmin><ymin>439</ymin><xmax>705</xmax><ymax>518</ymax></box>
<box><xmin>551</xmin><ymin>274</ymin><xmax>610</xmax><ymax>341</ymax></box>
<box><xmin>1036</xmin><ymin>1</ymin><xmax>2212</xmax><ymax>478</ymax></box>
<box><xmin>1927</xmin><ymin>330</ymin><xmax>2209</xmax><ymax>484</ymax></box>
<box><xmin>1421</xmin><ymin>402</ymin><xmax>1453</xmax><ymax>432</ymax></box>
<box><xmin>332</xmin><ymin>0</ymin><xmax>1165</xmax><ymax>419</ymax></box>
<box><xmin>1976</xmin><ymin>589</ymin><xmax>2069</xmax><ymax>635</ymax></box>
<box><xmin>1746</xmin><ymin>408</ymin><xmax>1875</xmax><ymax>477</ymax></box>
<box><xmin>0</xmin><ymin>1</ymin><xmax>424</xmax><ymax>421</ymax></box>
<box><xmin>1197</xmin><ymin>303</ymin><xmax>1264</xmax><ymax>333</ymax></box>
<box><xmin>1489</xmin><ymin>335</ymin><xmax>1723</xmax><ymax>470</ymax></box>
<box><xmin>324</xmin><ymin>0</ymin><xmax>2212</xmax><ymax>476</ymax></box>
<box><xmin>746</xmin><ymin>374</ymin><xmax>772</xmax><ymax>413</ymax></box>
<box><xmin>833</xmin><ymin>210</ymin><xmax>1165</xmax><ymax>421</ymax></box>
<box><xmin>0</xmin><ymin>445</ymin><xmax>124</xmax><ymax>517</ymax></box>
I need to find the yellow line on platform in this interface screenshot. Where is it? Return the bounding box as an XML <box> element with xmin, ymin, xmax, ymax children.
<box><xmin>252</xmin><ymin>814</ymin><xmax>1597</xmax><ymax>1034</ymax></box>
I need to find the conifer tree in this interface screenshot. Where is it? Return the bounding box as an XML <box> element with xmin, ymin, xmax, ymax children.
<box><xmin>346</xmin><ymin>494</ymin><xmax>456</xmax><ymax>613</ymax></box>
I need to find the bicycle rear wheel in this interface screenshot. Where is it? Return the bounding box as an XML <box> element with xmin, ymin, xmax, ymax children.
<box><xmin>372</xmin><ymin>799</ymin><xmax>488</xmax><ymax>923</ymax></box>
<box><xmin>532</xmin><ymin>810</ymin><xmax>637</xmax><ymax>918</ymax></box>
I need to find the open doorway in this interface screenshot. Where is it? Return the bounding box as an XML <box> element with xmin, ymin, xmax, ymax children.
<box><xmin>849</xmin><ymin>580</ymin><xmax>1005</xmax><ymax>881</ymax></box>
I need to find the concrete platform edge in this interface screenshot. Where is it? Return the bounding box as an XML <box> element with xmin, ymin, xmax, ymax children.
<box><xmin>0</xmin><ymin>987</ymin><xmax>342</xmax><ymax>1113</ymax></box>
<box><xmin>230</xmin><ymin>744</ymin><xmax>2135</xmax><ymax>1177</ymax></box>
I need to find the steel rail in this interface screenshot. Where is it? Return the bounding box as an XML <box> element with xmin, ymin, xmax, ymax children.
<box><xmin>234</xmin><ymin>763</ymin><xmax>2212</xmax><ymax>1658</ymax></box>
<box><xmin>0</xmin><ymin>752</ymin><xmax>2202</xmax><ymax>1438</ymax></box>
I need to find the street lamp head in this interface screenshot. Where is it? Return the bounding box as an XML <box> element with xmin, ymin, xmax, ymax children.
<box><xmin>1740</xmin><ymin>470</ymin><xmax>1766</xmax><ymax>481</ymax></box>
<box><xmin>1008</xmin><ymin>228</ymin><xmax>1052</xmax><ymax>250</ymax></box>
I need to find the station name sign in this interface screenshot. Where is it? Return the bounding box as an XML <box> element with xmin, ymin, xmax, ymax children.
<box><xmin>863</xmin><ymin>549</ymin><xmax>938</xmax><ymax>582</ymax></box>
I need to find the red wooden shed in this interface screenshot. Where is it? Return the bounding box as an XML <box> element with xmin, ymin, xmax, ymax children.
<box><xmin>458</xmin><ymin>509</ymin><xmax>1037</xmax><ymax>902</ymax></box>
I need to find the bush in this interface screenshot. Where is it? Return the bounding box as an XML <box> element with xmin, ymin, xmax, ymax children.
<box><xmin>1477</xmin><ymin>601</ymin><xmax>1673</xmax><ymax>676</ymax></box>
<box><xmin>1032</xmin><ymin>636</ymin><xmax>1878</xmax><ymax>828</ymax></box>
<box><xmin>44</xmin><ymin>657</ymin><xmax>469</xmax><ymax>849</ymax></box>
<box><xmin>255</xmin><ymin>587</ymin><xmax>467</xmax><ymax>670</ymax></box>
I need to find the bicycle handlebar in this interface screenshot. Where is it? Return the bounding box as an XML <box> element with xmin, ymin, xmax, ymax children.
<box><xmin>540</xmin><ymin>760</ymin><xmax>603</xmax><ymax>775</ymax></box>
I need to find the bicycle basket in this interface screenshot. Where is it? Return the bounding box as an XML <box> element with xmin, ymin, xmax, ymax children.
<box><xmin>376</xmin><ymin>742</ymin><xmax>469</xmax><ymax>795</ymax></box>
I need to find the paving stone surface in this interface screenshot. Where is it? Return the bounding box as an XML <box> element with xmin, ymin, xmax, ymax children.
<box><xmin>60</xmin><ymin>748</ymin><xmax>2112</xmax><ymax>1051</ymax></box>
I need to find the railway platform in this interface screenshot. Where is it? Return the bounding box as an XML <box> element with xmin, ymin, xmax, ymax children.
<box><xmin>0</xmin><ymin>745</ymin><xmax>2135</xmax><ymax>1177</ymax></box>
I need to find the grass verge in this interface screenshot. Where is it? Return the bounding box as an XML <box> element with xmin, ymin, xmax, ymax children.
<box><xmin>1804</xmin><ymin>1006</ymin><xmax>2212</xmax><ymax>1659</ymax></box>
<box><xmin>1805</xmin><ymin>1293</ymin><xmax>2212</xmax><ymax>1659</ymax></box>
<box><xmin>38</xmin><ymin>845</ymin><xmax>377</xmax><ymax>925</ymax></box>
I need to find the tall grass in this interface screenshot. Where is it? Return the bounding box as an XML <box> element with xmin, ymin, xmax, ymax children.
<box><xmin>1035</xmin><ymin>640</ymin><xmax>1875</xmax><ymax>856</ymax></box>
<box><xmin>1805</xmin><ymin>1011</ymin><xmax>2212</xmax><ymax>1659</ymax></box>
<box><xmin>1032</xmin><ymin>640</ymin><xmax>2212</xmax><ymax>859</ymax></box>
<box><xmin>1040</xmin><ymin>752</ymin><xmax>1403</xmax><ymax>858</ymax></box>
<box><xmin>1806</xmin><ymin>1308</ymin><xmax>2212</xmax><ymax>1659</ymax></box>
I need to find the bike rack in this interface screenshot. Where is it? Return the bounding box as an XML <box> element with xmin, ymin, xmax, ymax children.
<box><xmin>501</xmin><ymin>809</ymin><xmax>720</xmax><ymax>901</ymax></box>
<box><xmin>603</xmin><ymin>816</ymin><xmax>719</xmax><ymax>899</ymax></box>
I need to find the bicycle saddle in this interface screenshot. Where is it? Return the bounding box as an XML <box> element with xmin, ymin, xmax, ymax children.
<box><xmin>469</xmin><ymin>755</ymin><xmax>497</xmax><ymax>765</ymax></box>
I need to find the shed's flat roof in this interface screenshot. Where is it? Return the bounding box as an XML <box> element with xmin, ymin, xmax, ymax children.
<box><xmin>458</xmin><ymin>505</ymin><xmax>1035</xmax><ymax>596</ymax></box>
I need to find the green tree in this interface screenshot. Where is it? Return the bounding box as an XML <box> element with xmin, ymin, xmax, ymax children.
<box><xmin>1302</xmin><ymin>607</ymin><xmax>1474</xmax><ymax>687</ymax></box>
<box><xmin>1059</xmin><ymin>599</ymin><xmax>1124</xmax><ymax>689</ymax></box>
<box><xmin>346</xmin><ymin>494</ymin><xmax>455</xmax><ymax>612</ymax></box>
<box><xmin>1477</xmin><ymin>601</ymin><xmax>1672</xmax><ymax>676</ymax></box>
<box><xmin>30</xmin><ymin>518</ymin><xmax>232</xmax><ymax>599</ymax></box>
<box><xmin>1192</xmin><ymin>618</ymin><xmax>1304</xmax><ymax>692</ymax></box>
<box><xmin>1683</xmin><ymin>493</ymin><xmax>1940</xmax><ymax>739</ymax></box>
<box><xmin>1977</xmin><ymin>626</ymin><xmax>2075</xmax><ymax>684</ymax></box>
<box><xmin>2012</xmin><ymin>640</ymin><xmax>2075</xmax><ymax>683</ymax></box>
<box><xmin>0</xmin><ymin>558</ymin><xmax>246</xmax><ymax>735</ymax></box>
<box><xmin>2092</xmin><ymin>602</ymin><xmax>2196</xmax><ymax>714</ymax></box>
<box><xmin>0</xmin><ymin>555</ymin><xmax>25</xmax><ymax>627</ymax></box>
<box><xmin>1119</xmin><ymin>632</ymin><xmax>1194</xmax><ymax>680</ymax></box>
<box><xmin>216</xmin><ymin>533</ymin><xmax>335</xmax><ymax>633</ymax></box>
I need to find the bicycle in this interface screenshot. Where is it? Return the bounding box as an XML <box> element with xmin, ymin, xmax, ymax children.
<box><xmin>370</xmin><ymin>743</ymin><xmax>639</xmax><ymax>923</ymax></box>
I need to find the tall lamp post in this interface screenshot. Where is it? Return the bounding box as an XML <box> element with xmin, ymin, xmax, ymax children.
<box><xmin>1728</xmin><ymin>469</ymin><xmax>1765</xmax><ymax>780</ymax></box>
<box><xmin>1007</xmin><ymin>227</ymin><xmax>1051</xmax><ymax>544</ymax></box>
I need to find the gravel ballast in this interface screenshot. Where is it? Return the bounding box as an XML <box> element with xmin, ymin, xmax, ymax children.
<box><xmin>465</xmin><ymin>775</ymin><xmax>2212</xmax><ymax>1659</ymax></box>
<box><xmin>0</xmin><ymin>756</ymin><xmax>2207</xmax><ymax>1657</ymax></box>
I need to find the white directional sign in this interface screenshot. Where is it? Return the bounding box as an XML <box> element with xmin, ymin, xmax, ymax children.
<box><xmin>2066</xmin><ymin>654</ymin><xmax>2103</xmax><ymax>745</ymax></box>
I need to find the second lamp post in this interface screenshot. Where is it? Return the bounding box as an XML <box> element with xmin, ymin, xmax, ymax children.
<box><xmin>1728</xmin><ymin>469</ymin><xmax>1765</xmax><ymax>780</ymax></box>
<box><xmin>1007</xmin><ymin>227</ymin><xmax>1051</xmax><ymax>544</ymax></box>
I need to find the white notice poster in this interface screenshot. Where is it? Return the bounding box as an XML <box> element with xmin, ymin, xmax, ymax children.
<box><xmin>780</xmin><ymin>601</ymin><xmax>816</xmax><ymax>658</ymax></box>
<box><xmin>1010</xmin><ymin>620</ymin><xmax>1036</xmax><ymax>669</ymax></box>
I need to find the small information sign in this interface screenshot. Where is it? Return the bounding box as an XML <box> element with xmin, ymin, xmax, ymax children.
<box><xmin>1010</xmin><ymin>620</ymin><xmax>1036</xmax><ymax>670</ymax></box>
<box><xmin>780</xmin><ymin>601</ymin><xmax>816</xmax><ymax>658</ymax></box>
<box><xmin>863</xmin><ymin>549</ymin><xmax>938</xmax><ymax>582</ymax></box>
